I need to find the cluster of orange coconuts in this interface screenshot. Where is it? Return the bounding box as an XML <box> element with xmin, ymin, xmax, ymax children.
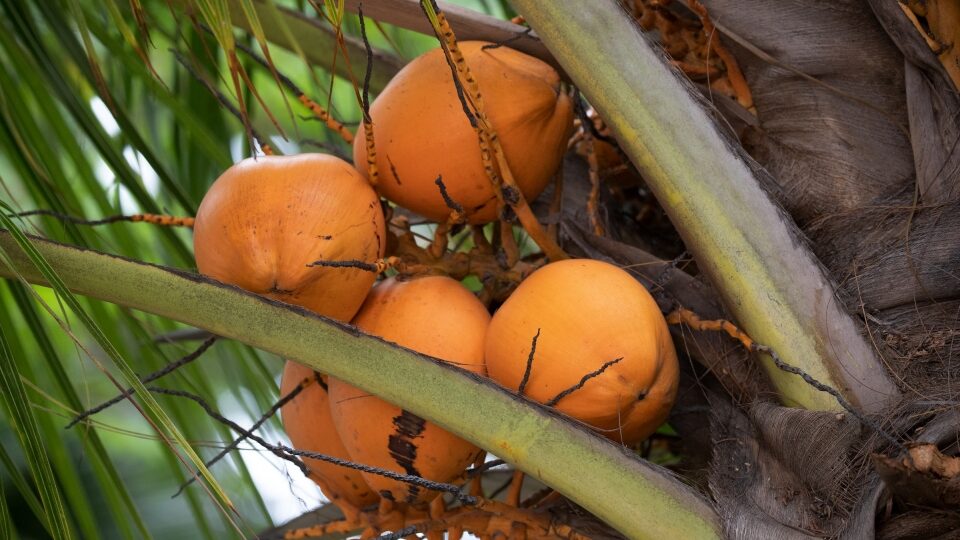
<box><xmin>191</xmin><ymin>42</ymin><xmax>679</xmax><ymax>516</ymax></box>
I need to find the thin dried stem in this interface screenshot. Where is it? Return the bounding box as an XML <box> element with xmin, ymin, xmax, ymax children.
<box><xmin>435</xmin><ymin>176</ymin><xmax>466</xmax><ymax>222</ymax></box>
<box><xmin>11</xmin><ymin>210</ymin><xmax>195</xmax><ymax>228</ymax></box>
<box><xmin>279</xmin><ymin>444</ymin><xmax>477</xmax><ymax>506</ymax></box>
<box><xmin>497</xmin><ymin>223</ymin><xmax>520</xmax><ymax>268</ymax></box>
<box><xmin>357</xmin><ymin>5</ymin><xmax>380</xmax><ymax>186</ymax></box>
<box><xmin>232</xmin><ymin>38</ymin><xmax>354</xmax><ymax>143</ymax></box>
<box><xmin>506</xmin><ymin>470</ymin><xmax>525</xmax><ymax>507</ymax></box>
<box><xmin>546</xmin><ymin>169</ymin><xmax>564</xmax><ymax>243</ymax></box>
<box><xmin>517</xmin><ymin>329</ymin><xmax>540</xmax><ymax>395</ymax></box>
<box><xmin>305</xmin><ymin>257</ymin><xmax>399</xmax><ymax>274</ymax></box>
<box><xmin>584</xmin><ymin>132</ymin><xmax>604</xmax><ymax>236</ymax></box>
<box><xmin>667</xmin><ymin>307</ymin><xmax>908</xmax><ymax>455</ymax></box>
<box><xmin>427</xmin><ymin>222</ymin><xmax>452</xmax><ymax>259</ymax></box>
<box><xmin>174</xmin><ymin>373</ymin><xmax>319</xmax><ymax>495</ymax></box>
<box><xmin>67</xmin><ymin>337</ymin><xmax>217</xmax><ymax>428</ymax></box>
<box><xmin>149</xmin><ymin>386</ymin><xmax>309</xmax><ymax>478</ymax></box>
<box><xmin>684</xmin><ymin>0</ymin><xmax>754</xmax><ymax>111</ymax></box>
<box><xmin>173</xmin><ymin>50</ymin><xmax>276</xmax><ymax>155</ymax></box>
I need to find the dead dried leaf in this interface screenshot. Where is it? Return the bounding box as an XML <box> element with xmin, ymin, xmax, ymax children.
<box><xmin>873</xmin><ymin>444</ymin><xmax>960</xmax><ymax>509</ymax></box>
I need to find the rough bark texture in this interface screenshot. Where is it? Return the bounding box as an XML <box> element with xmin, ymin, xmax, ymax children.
<box><xmin>691</xmin><ymin>0</ymin><xmax>959</xmax><ymax>537</ymax></box>
<box><xmin>705</xmin><ymin>0</ymin><xmax>914</xmax><ymax>225</ymax></box>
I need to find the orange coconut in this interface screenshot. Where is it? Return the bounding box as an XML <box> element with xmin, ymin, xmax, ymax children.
<box><xmin>280</xmin><ymin>361</ymin><xmax>378</xmax><ymax>514</ymax></box>
<box><xmin>484</xmin><ymin>259</ymin><xmax>678</xmax><ymax>445</ymax></box>
<box><xmin>327</xmin><ymin>276</ymin><xmax>489</xmax><ymax>503</ymax></box>
<box><xmin>193</xmin><ymin>154</ymin><xmax>385</xmax><ymax>321</ymax></box>
<box><xmin>353</xmin><ymin>41</ymin><xmax>573</xmax><ymax>224</ymax></box>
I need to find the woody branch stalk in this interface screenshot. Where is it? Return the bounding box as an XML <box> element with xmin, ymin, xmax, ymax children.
<box><xmin>509</xmin><ymin>0</ymin><xmax>899</xmax><ymax>413</ymax></box>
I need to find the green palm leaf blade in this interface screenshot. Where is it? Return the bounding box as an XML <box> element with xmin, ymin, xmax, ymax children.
<box><xmin>0</xmin><ymin>297</ymin><xmax>74</xmax><ymax>539</ymax></box>
<box><xmin>0</xmin><ymin>205</ymin><xmax>244</xmax><ymax>534</ymax></box>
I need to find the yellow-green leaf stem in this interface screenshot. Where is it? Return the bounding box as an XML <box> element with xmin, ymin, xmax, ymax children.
<box><xmin>0</xmin><ymin>230</ymin><xmax>720</xmax><ymax>540</ymax></box>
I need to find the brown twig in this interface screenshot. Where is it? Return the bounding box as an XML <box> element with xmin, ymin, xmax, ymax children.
<box><xmin>12</xmin><ymin>210</ymin><xmax>195</xmax><ymax>228</ymax></box>
<box><xmin>481</xmin><ymin>27</ymin><xmax>533</xmax><ymax>51</ymax></box>
<box><xmin>357</xmin><ymin>5</ymin><xmax>380</xmax><ymax>186</ymax></box>
<box><xmin>667</xmin><ymin>307</ymin><xmax>910</xmax><ymax>455</ymax></box>
<box><xmin>305</xmin><ymin>257</ymin><xmax>399</xmax><ymax>274</ymax></box>
<box><xmin>279</xmin><ymin>444</ymin><xmax>477</xmax><ymax>506</ymax></box>
<box><xmin>149</xmin><ymin>386</ymin><xmax>309</xmax><ymax>479</ymax></box>
<box><xmin>546</xmin><ymin>168</ymin><xmax>564</xmax><ymax>244</ymax></box>
<box><xmin>583</xmin><ymin>132</ymin><xmax>604</xmax><ymax>236</ymax></box>
<box><xmin>465</xmin><ymin>459</ymin><xmax>506</xmax><ymax>478</ymax></box>
<box><xmin>155</xmin><ymin>385</ymin><xmax>483</xmax><ymax>501</ymax></box>
<box><xmin>506</xmin><ymin>470</ymin><xmax>525</xmax><ymax>507</ymax></box>
<box><xmin>435</xmin><ymin>176</ymin><xmax>466</xmax><ymax>221</ymax></box>
<box><xmin>571</xmin><ymin>95</ymin><xmax>606</xmax><ymax>236</ymax></box>
<box><xmin>684</xmin><ymin>0</ymin><xmax>754</xmax><ymax>111</ymax></box>
<box><xmin>427</xmin><ymin>221</ymin><xmax>453</xmax><ymax>259</ymax></box>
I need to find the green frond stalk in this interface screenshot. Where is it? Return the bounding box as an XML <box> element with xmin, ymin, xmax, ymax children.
<box><xmin>0</xmin><ymin>230</ymin><xmax>721</xmax><ymax>540</ymax></box>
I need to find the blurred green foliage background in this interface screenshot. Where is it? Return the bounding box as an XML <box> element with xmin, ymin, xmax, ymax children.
<box><xmin>0</xmin><ymin>0</ymin><xmax>512</xmax><ymax>537</ymax></box>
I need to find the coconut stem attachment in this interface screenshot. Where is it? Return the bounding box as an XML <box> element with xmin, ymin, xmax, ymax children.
<box><xmin>418</xmin><ymin>0</ymin><xmax>567</xmax><ymax>262</ymax></box>
<box><xmin>427</xmin><ymin>176</ymin><xmax>467</xmax><ymax>258</ymax></box>
<box><xmin>357</xmin><ymin>6</ymin><xmax>380</xmax><ymax>186</ymax></box>
<box><xmin>229</xmin><ymin>38</ymin><xmax>354</xmax><ymax>144</ymax></box>
<box><xmin>435</xmin><ymin>175</ymin><xmax>466</xmax><ymax>223</ymax></box>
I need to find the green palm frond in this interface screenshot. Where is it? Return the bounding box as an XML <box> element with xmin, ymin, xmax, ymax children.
<box><xmin>0</xmin><ymin>289</ymin><xmax>73</xmax><ymax>539</ymax></box>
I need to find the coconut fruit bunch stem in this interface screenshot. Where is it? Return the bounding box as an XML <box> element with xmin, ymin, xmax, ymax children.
<box><xmin>421</xmin><ymin>0</ymin><xmax>566</xmax><ymax>263</ymax></box>
<box><xmin>349</xmin><ymin>0</ymin><xmax>571</xmax><ymax>290</ymax></box>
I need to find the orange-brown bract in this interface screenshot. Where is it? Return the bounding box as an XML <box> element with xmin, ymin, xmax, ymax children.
<box><xmin>353</xmin><ymin>41</ymin><xmax>573</xmax><ymax>224</ymax></box>
<box><xmin>484</xmin><ymin>259</ymin><xmax>679</xmax><ymax>445</ymax></box>
<box><xmin>328</xmin><ymin>276</ymin><xmax>489</xmax><ymax>503</ymax></box>
<box><xmin>280</xmin><ymin>361</ymin><xmax>378</xmax><ymax>518</ymax></box>
<box><xmin>193</xmin><ymin>154</ymin><xmax>385</xmax><ymax>322</ymax></box>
